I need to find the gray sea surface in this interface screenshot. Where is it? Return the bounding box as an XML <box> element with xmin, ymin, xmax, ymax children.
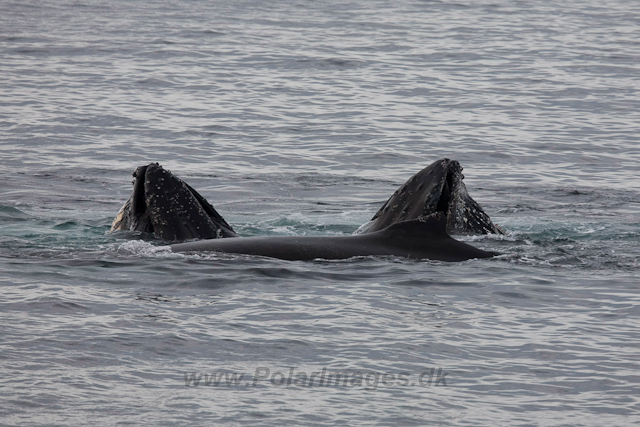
<box><xmin>1</xmin><ymin>0</ymin><xmax>639</xmax><ymax>425</ymax></box>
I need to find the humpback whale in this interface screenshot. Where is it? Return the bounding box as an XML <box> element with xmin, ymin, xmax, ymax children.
<box><xmin>358</xmin><ymin>158</ymin><xmax>502</xmax><ymax>235</ymax></box>
<box><xmin>111</xmin><ymin>160</ymin><xmax>501</xmax><ymax>261</ymax></box>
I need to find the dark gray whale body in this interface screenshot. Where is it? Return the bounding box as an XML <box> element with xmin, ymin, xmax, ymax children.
<box><xmin>111</xmin><ymin>160</ymin><xmax>501</xmax><ymax>262</ymax></box>
<box><xmin>170</xmin><ymin>213</ymin><xmax>493</xmax><ymax>262</ymax></box>
<box><xmin>111</xmin><ymin>163</ymin><xmax>238</xmax><ymax>241</ymax></box>
<box><xmin>361</xmin><ymin>158</ymin><xmax>502</xmax><ymax>235</ymax></box>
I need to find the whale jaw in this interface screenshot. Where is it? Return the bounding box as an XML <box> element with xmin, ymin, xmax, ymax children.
<box><xmin>110</xmin><ymin>163</ymin><xmax>237</xmax><ymax>241</ymax></box>
<box><xmin>361</xmin><ymin>159</ymin><xmax>502</xmax><ymax>235</ymax></box>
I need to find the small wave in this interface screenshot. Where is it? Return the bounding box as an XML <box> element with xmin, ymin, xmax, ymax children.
<box><xmin>0</xmin><ymin>206</ymin><xmax>31</xmax><ymax>219</ymax></box>
<box><xmin>117</xmin><ymin>240</ymin><xmax>177</xmax><ymax>257</ymax></box>
<box><xmin>116</xmin><ymin>240</ymin><xmax>240</xmax><ymax>261</ymax></box>
<box><xmin>53</xmin><ymin>220</ymin><xmax>78</xmax><ymax>230</ymax></box>
<box><xmin>459</xmin><ymin>232</ymin><xmax>519</xmax><ymax>242</ymax></box>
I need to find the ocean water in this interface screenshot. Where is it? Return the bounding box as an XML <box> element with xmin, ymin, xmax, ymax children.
<box><xmin>1</xmin><ymin>0</ymin><xmax>639</xmax><ymax>425</ymax></box>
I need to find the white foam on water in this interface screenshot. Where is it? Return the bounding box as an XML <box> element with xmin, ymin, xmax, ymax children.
<box><xmin>117</xmin><ymin>240</ymin><xmax>177</xmax><ymax>257</ymax></box>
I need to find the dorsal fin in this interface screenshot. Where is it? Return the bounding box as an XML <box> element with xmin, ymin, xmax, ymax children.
<box><xmin>381</xmin><ymin>212</ymin><xmax>449</xmax><ymax>239</ymax></box>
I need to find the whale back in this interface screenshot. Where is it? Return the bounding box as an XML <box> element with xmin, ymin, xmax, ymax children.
<box><xmin>170</xmin><ymin>213</ymin><xmax>496</xmax><ymax>262</ymax></box>
<box><xmin>378</xmin><ymin>213</ymin><xmax>496</xmax><ymax>261</ymax></box>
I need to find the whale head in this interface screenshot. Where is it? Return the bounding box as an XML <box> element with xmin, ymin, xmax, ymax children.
<box><xmin>110</xmin><ymin>163</ymin><xmax>237</xmax><ymax>241</ymax></box>
<box><xmin>359</xmin><ymin>158</ymin><xmax>502</xmax><ymax>235</ymax></box>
